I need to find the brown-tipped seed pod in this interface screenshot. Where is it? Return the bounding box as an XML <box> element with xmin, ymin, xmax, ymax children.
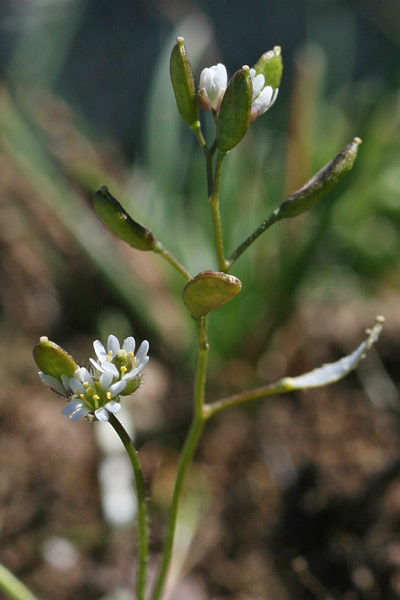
<box><xmin>183</xmin><ymin>270</ymin><xmax>242</xmax><ymax>319</ymax></box>
<box><xmin>93</xmin><ymin>186</ymin><xmax>158</xmax><ymax>251</ymax></box>
<box><xmin>277</xmin><ymin>137</ymin><xmax>361</xmax><ymax>220</ymax></box>
<box><xmin>170</xmin><ymin>37</ymin><xmax>199</xmax><ymax>128</ymax></box>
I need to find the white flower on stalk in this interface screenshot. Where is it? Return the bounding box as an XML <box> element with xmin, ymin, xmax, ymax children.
<box><xmin>198</xmin><ymin>63</ymin><xmax>228</xmax><ymax>112</ymax></box>
<box><xmin>249</xmin><ymin>68</ymin><xmax>278</xmax><ymax>123</ymax></box>
<box><xmin>38</xmin><ymin>334</ymin><xmax>149</xmax><ymax>422</ymax></box>
<box><xmin>90</xmin><ymin>335</ymin><xmax>149</xmax><ymax>395</ymax></box>
<box><xmin>39</xmin><ymin>366</ymin><xmax>125</xmax><ymax>422</ymax></box>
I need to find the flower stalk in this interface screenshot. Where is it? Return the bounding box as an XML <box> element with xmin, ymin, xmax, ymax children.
<box><xmin>108</xmin><ymin>414</ymin><xmax>148</xmax><ymax>600</ymax></box>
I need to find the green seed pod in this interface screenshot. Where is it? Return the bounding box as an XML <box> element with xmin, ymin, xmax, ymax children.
<box><xmin>94</xmin><ymin>186</ymin><xmax>158</xmax><ymax>251</ymax></box>
<box><xmin>277</xmin><ymin>137</ymin><xmax>361</xmax><ymax>220</ymax></box>
<box><xmin>216</xmin><ymin>66</ymin><xmax>252</xmax><ymax>153</ymax></box>
<box><xmin>33</xmin><ymin>337</ymin><xmax>78</xmax><ymax>378</ymax></box>
<box><xmin>183</xmin><ymin>270</ymin><xmax>242</xmax><ymax>319</ymax></box>
<box><xmin>253</xmin><ymin>46</ymin><xmax>283</xmax><ymax>91</ymax></box>
<box><xmin>170</xmin><ymin>37</ymin><xmax>199</xmax><ymax>128</ymax></box>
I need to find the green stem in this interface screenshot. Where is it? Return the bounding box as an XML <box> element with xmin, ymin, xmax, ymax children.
<box><xmin>154</xmin><ymin>243</ymin><xmax>191</xmax><ymax>281</ymax></box>
<box><xmin>226</xmin><ymin>208</ymin><xmax>280</xmax><ymax>270</ymax></box>
<box><xmin>210</xmin><ymin>151</ymin><xmax>228</xmax><ymax>271</ymax></box>
<box><xmin>193</xmin><ymin>316</ymin><xmax>209</xmax><ymax>416</ymax></box>
<box><xmin>192</xmin><ymin>121</ymin><xmax>213</xmax><ymax>197</ymax></box>
<box><xmin>203</xmin><ymin>379</ymin><xmax>290</xmax><ymax>419</ymax></box>
<box><xmin>108</xmin><ymin>414</ymin><xmax>148</xmax><ymax>600</ymax></box>
<box><xmin>150</xmin><ymin>317</ymin><xmax>209</xmax><ymax>600</ymax></box>
<box><xmin>0</xmin><ymin>564</ymin><xmax>38</xmax><ymax>600</ymax></box>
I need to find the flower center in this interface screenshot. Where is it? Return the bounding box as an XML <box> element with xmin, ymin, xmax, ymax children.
<box><xmin>75</xmin><ymin>379</ymin><xmax>110</xmax><ymax>411</ymax></box>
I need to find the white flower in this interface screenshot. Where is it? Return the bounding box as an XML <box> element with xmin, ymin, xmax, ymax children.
<box><xmin>198</xmin><ymin>63</ymin><xmax>228</xmax><ymax>111</ymax></box>
<box><xmin>90</xmin><ymin>335</ymin><xmax>149</xmax><ymax>393</ymax></box>
<box><xmin>61</xmin><ymin>367</ymin><xmax>125</xmax><ymax>422</ymax></box>
<box><xmin>38</xmin><ymin>334</ymin><xmax>150</xmax><ymax>422</ymax></box>
<box><xmin>249</xmin><ymin>68</ymin><xmax>278</xmax><ymax>122</ymax></box>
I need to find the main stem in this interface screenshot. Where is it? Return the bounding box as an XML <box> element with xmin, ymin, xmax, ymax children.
<box><xmin>150</xmin><ymin>317</ymin><xmax>209</xmax><ymax>600</ymax></box>
<box><xmin>108</xmin><ymin>414</ymin><xmax>148</xmax><ymax>600</ymax></box>
<box><xmin>210</xmin><ymin>151</ymin><xmax>228</xmax><ymax>272</ymax></box>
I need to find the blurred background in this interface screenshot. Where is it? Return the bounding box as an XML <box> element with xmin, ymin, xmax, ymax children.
<box><xmin>0</xmin><ymin>0</ymin><xmax>400</xmax><ymax>598</ymax></box>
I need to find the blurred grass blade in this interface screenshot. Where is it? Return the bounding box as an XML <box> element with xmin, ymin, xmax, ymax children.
<box><xmin>0</xmin><ymin>563</ymin><xmax>38</xmax><ymax>600</ymax></box>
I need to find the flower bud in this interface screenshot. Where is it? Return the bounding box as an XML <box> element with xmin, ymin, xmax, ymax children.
<box><xmin>183</xmin><ymin>270</ymin><xmax>242</xmax><ymax>319</ymax></box>
<box><xmin>216</xmin><ymin>66</ymin><xmax>252</xmax><ymax>153</ymax></box>
<box><xmin>93</xmin><ymin>186</ymin><xmax>158</xmax><ymax>251</ymax></box>
<box><xmin>253</xmin><ymin>46</ymin><xmax>283</xmax><ymax>92</ymax></box>
<box><xmin>276</xmin><ymin>138</ymin><xmax>361</xmax><ymax>220</ymax></box>
<box><xmin>33</xmin><ymin>336</ymin><xmax>78</xmax><ymax>379</ymax></box>
<box><xmin>198</xmin><ymin>63</ymin><xmax>228</xmax><ymax>111</ymax></box>
<box><xmin>170</xmin><ymin>37</ymin><xmax>199</xmax><ymax>128</ymax></box>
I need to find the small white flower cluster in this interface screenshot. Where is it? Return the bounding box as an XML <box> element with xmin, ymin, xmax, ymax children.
<box><xmin>39</xmin><ymin>335</ymin><xmax>149</xmax><ymax>422</ymax></box>
<box><xmin>198</xmin><ymin>63</ymin><xmax>278</xmax><ymax>122</ymax></box>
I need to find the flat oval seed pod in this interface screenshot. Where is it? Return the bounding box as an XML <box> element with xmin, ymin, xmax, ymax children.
<box><xmin>33</xmin><ymin>337</ymin><xmax>78</xmax><ymax>378</ymax></box>
<box><xmin>183</xmin><ymin>270</ymin><xmax>242</xmax><ymax>319</ymax></box>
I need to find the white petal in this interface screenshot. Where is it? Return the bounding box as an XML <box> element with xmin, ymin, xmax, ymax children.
<box><xmin>107</xmin><ymin>335</ymin><xmax>120</xmax><ymax>357</ymax></box>
<box><xmin>69</xmin><ymin>377</ymin><xmax>83</xmax><ymax>395</ymax></box>
<box><xmin>69</xmin><ymin>406</ymin><xmax>90</xmax><ymax>421</ymax></box>
<box><xmin>93</xmin><ymin>339</ymin><xmax>107</xmax><ymax>362</ymax></box>
<box><xmin>123</xmin><ymin>369</ymin><xmax>139</xmax><ymax>381</ymax></box>
<box><xmin>62</xmin><ymin>399</ymin><xmax>84</xmax><ymax>415</ymax></box>
<box><xmin>89</xmin><ymin>357</ymin><xmax>105</xmax><ymax>372</ymax></box>
<box><xmin>99</xmin><ymin>370</ymin><xmax>114</xmax><ymax>390</ymax></box>
<box><xmin>251</xmin><ymin>73</ymin><xmax>265</xmax><ymax>99</ymax></box>
<box><xmin>213</xmin><ymin>63</ymin><xmax>228</xmax><ymax>88</ymax></box>
<box><xmin>39</xmin><ymin>372</ymin><xmax>66</xmax><ymax>396</ymax></box>
<box><xmin>99</xmin><ymin>362</ymin><xmax>119</xmax><ymax>378</ymax></box>
<box><xmin>136</xmin><ymin>340</ymin><xmax>149</xmax><ymax>365</ymax></box>
<box><xmin>95</xmin><ymin>407</ymin><xmax>110</xmax><ymax>422</ymax></box>
<box><xmin>138</xmin><ymin>356</ymin><xmax>149</xmax><ymax>372</ymax></box>
<box><xmin>60</xmin><ymin>374</ymin><xmax>70</xmax><ymax>391</ymax></box>
<box><xmin>200</xmin><ymin>64</ymin><xmax>227</xmax><ymax>110</ymax></box>
<box><xmin>104</xmin><ymin>400</ymin><xmax>121</xmax><ymax>414</ymax></box>
<box><xmin>199</xmin><ymin>66</ymin><xmax>213</xmax><ymax>90</ymax></box>
<box><xmin>79</xmin><ymin>367</ymin><xmax>93</xmax><ymax>385</ymax></box>
<box><xmin>109</xmin><ymin>380</ymin><xmax>126</xmax><ymax>396</ymax></box>
<box><xmin>122</xmin><ymin>336</ymin><xmax>136</xmax><ymax>354</ymax></box>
